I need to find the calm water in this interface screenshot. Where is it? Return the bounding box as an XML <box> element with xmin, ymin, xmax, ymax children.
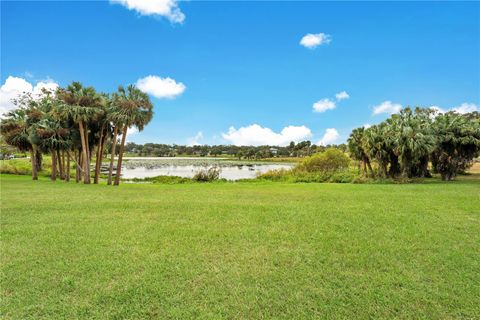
<box><xmin>120</xmin><ymin>159</ymin><xmax>293</xmax><ymax>180</ymax></box>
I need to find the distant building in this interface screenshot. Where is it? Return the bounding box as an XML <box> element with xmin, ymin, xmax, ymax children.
<box><xmin>269</xmin><ymin>147</ymin><xmax>278</xmax><ymax>156</ymax></box>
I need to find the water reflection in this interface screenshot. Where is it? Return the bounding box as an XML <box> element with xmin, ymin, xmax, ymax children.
<box><xmin>121</xmin><ymin>163</ymin><xmax>292</xmax><ymax>180</ymax></box>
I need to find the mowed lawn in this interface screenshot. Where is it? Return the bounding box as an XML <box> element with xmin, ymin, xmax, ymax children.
<box><xmin>1</xmin><ymin>175</ymin><xmax>479</xmax><ymax>319</ymax></box>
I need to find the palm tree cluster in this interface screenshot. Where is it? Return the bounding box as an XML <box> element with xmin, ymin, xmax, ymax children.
<box><xmin>0</xmin><ymin>82</ymin><xmax>153</xmax><ymax>185</ymax></box>
<box><xmin>347</xmin><ymin>107</ymin><xmax>480</xmax><ymax>180</ymax></box>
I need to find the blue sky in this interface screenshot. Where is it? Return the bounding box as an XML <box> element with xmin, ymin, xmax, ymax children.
<box><xmin>1</xmin><ymin>0</ymin><xmax>479</xmax><ymax>146</ymax></box>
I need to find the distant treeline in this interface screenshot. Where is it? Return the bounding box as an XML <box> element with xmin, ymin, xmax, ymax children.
<box><xmin>123</xmin><ymin>141</ymin><xmax>348</xmax><ymax>159</ymax></box>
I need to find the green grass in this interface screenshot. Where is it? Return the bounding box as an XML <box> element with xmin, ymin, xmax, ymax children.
<box><xmin>1</xmin><ymin>174</ymin><xmax>479</xmax><ymax>319</ymax></box>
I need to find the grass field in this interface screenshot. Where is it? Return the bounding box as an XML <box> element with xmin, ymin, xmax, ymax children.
<box><xmin>1</xmin><ymin>174</ymin><xmax>479</xmax><ymax>319</ymax></box>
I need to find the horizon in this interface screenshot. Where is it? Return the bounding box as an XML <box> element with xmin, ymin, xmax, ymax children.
<box><xmin>1</xmin><ymin>0</ymin><xmax>479</xmax><ymax>146</ymax></box>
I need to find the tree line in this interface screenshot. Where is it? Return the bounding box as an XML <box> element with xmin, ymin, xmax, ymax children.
<box><xmin>347</xmin><ymin>107</ymin><xmax>480</xmax><ymax>180</ymax></box>
<box><xmin>123</xmin><ymin>141</ymin><xmax>347</xmax><ymax>159</ymax></box>
<box><xmin>1</xmin><ymin>82</ymin><xmax>153</xmax><ymax>185</ymax></box>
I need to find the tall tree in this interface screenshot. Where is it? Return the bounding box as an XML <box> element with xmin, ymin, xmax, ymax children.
<box><xmin>56</xmin><ymin>82</ymin><xmax>102</xmax><ymax>184</ymax></box>
<box><xmin>390</xmin><ymin>108</ymin><xmax>435</xmax><ymax>178</ymax></box>
<box><xmin>431</xmin><ymin>112</ymin><xmax>480</xmax><ymax>180</ymax></box>
<box><xmin>347</xmin><ymin>127</ymin><xmax>373</xmax><ymax>176</ymax></box>
<box><xmin>0</xmin><ymin>108</ymin><xmax>36</xmax><ymax>178</ymax></box>
<box><xmin>113</xmin><ymin>85</ymin><xmax>153</xmax><ymax>186</ymax></box>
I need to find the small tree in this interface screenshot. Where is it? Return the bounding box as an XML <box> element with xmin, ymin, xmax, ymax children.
<box><xmin>431</xmin><ymin>112</ymin><xmax>480</xmax><ymax>180</ymax></box>
<box><xmin>297</xmin><ymin>148</ymin><xmax>350</xmax><ymax>173</ymax></box>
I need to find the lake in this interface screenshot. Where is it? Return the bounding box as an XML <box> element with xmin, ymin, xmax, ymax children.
<box><xmin>118</xmin><ymin>157</ymin><xmax>294</xmax><ymax>180</ymax></box>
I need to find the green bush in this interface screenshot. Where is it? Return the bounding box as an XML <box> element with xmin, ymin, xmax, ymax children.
<box><xmin>257</xmin><ymin>168</ymin><xmax>357</xmax><ymax>183</ymax></box>
<box><xmin>192</xmin><ymin>167</ymin><xmax>221</xmax><ymax>182</ymax></box>
<box><xmin>0</xmin><ymin>159</ymin><xmax>32</xmax><ymax>175</ymax></box>
<box><xmin>129</xmin><ymin>175</ymin><xmax>193</xmax><ymax>184</ymax></box>
<box><xmin>296</xmin><ymin>148</ymin><xmax>350</xmax><ymax>173</ymax></box>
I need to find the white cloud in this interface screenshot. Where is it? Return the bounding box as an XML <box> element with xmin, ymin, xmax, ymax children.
<box><xmin>429</xmin><ymin>103</ymin><xmax>478</xmax><ymax>115</ymax></box>
<box><xmin>111</xmin><ymin>0</ymin><xmax>185</xmax><ymax>23</ymax></box>
<box><xmin>428</xmin><ymin>105</ymin><xmax>445</xmax><ymax>114</ymax></box>
<box><xmin>0</xmin><ymin>76</ymin><xmax>59</xmax><ymax>115</ymax></box>
<box><xmin>313</xmin><ymin>98</ymin><xmax>336</xmax><ymax>113</ymax></box>
<box><xmin>335</xmin><ymin>91</ymin><xmax>349</xmax><ymax>101</ymax></box>
<box><xmin>136</xmin><ymin>75</ymin><xmax>186</xmax><ymax>99</ymax></box>
<box><xmin>300</xmin><ymin>33</ymin><xmax>332</xmax><ymax>49</ymax></box>
<box><xmin>126</xmin><ymin>126</ymin><xmax>139</xmax><ymax>142</ymax></box>
<box><xmin>453</xmin><ymin>102</ymin><xmax>478</xmax><ymax>114</ymax></box>
<box><xmin>363</xmin><ymin>124</ymin><xmax>372</xmax><ymax>129</ymax></box>
<box><xmin>187</xmin><ymin>131</ymin><xmax>203</xmax><ymax>146</ymax></box>
<box><xmin>222</xmin><ymin>124</ymin><xmax>312</xmax><ymax>146</ymax></box>
<box><xmin>372</xmin><ymin>100</ymin><xmax>402</xmax><ymax>115</ymax></box>
<box><xmin>317</xmin><ymin>128</ymin><xmax>340</xmax><ymax>146</ymax></box>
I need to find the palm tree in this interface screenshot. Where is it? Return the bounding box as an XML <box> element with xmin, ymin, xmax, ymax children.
<box><xmin>0</xmin><ymin>108</ymin><xmax>36</xmax><ymax>178</ymax></box>
<box><xmin>432</xmin><ymin>111</ymin><xmax>480</xmax><ymax>180</ymax></box>
<box><xmin>113</xmin><ymin>85</ymin><xmax>153</xmax><ymax>186</ymax></box>
<box><xmin>347</xmin><ymin>127</ymin><xmax>373</xmax><ymax>176</ymax></box>
<box><xmin>56</xmin><ymin>82</ymin><xmax>102</xmax><ymax>184</ymax></box>
<box><xmin>106</xmin><ymin>103</ymin><xmax>123</xmax><ymax>185</ymax></box>
<box><xmin>364</xmin><ymin>125</ymin><xmax>392</xmax><ymax>178</ymax></box>
<box><xmin>390</xmin><ymin>108</ymin><xmax>435</xmax><ymax>178</ymax></box>
<box><xmin>93</xmin><ymin>94</ymin><xmax>110</xmax><ymax>184</ymax></box>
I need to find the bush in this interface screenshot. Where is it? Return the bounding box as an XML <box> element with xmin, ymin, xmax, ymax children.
<box><xmin>192</xmin><ymin>166</ymin><xmax>221</xmax><ymax>182</ymax></box>
<box><xmin>296</xmin><ymin>148</ymin><xmax>350</xmax><ymax>173</ymax></box>
<box><xmin>129</xmin><ymin>175</ymin><xmax>193</xmax><ymax>184</ymax></box>
<box><xmin>0</xmin><ymin>159</ymin><xmax>32</xmax><ymax>175</ymax></box>
<box><xmin>257</xmin><ymin>168</ymin><xmax>357</xmax><ymax>183</ymax></box>
<box><xmin>256</xmin><ymin>168</ymin><xmax>291</xmax><ymax>181</ymax></box>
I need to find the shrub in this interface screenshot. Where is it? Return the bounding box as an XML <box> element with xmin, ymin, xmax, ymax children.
<box><xmin>192</xmin><ymin>166</ymin><xmax>221</xmax><ymax>182</ymax></box>
<box><xmin>129</xmin><ymin>175</ymin><xmax>193</xmax><ymax>184</ymax></box>
<box><xmin>257</xmin><ymin>167</ymin><xmax>357</xmax><ymax>183</ymax></box>
<box><xmin>296</xmin><ymin>148</ymin><xmax>350</xmax><ymax>173</ymax></box>
<box><xmin>256</xmin><ymin>168</ymin><xmax>291</xmax><ymax>181</ymax></box>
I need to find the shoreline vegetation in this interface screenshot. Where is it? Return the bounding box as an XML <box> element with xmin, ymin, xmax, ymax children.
<box><xmin>2</xmin><ymin>94</ymin><xmax>479</xmax><ymax>186</ymax></box>
<box><xmin>1</xmin><ymin>154</ymin><xmax>479</xmax><ymax>184</ymax></box>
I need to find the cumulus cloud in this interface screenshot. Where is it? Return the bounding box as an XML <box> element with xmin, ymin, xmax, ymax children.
<box><xmin>222</xmin><ymin>124</ymin><xmax>312</xmax><ymax>146</ymax></box>
<box><xmin>313</xmin><ymin>98</ymin><xmax>336</xmax><ymax>113</ymax></box>
<box><xmin>363</xmin><ymin>124</ymin><xmax>372</xmax><ymax>129</ymax></box>
<box><xmin>335</xmin><ymin>91</ymin><xmax>349</xmax><ymax>101</ymax></box>
<box><xmin>428</xmin><ymin>105</ymin><xmax>445</xmax><ymax>114</ymax></box>
<box><xmin>136</xmin><ymin>75</ymin><xmax>186</xmax><ymax>99</ymax></box>
<box><xmin>317</xmin><ymin>128</ymin><xmax>340</xmax><ymax>146</ymax></box>
<box><xmin>187</xmin><ymin>131</ymin><xmax>203</xmax><ymax>146</ymax></box>
<box><xmin>126</xmin><ymin>127</ymin><xmax>139</xmax><ymax>142</ymax></box>
<box><xmin>111</xmin><ymin>0</ymin><xmax>185</xmax><ymax>23</ymax></box>
<box><xmin>372</xmin><ymin>100</ymin><xmax>402</xmax><ymax>115</ymax></box>
<box><xmin>453</xmin><ymin>102</ymin><xmax>478</xmax><ymax>114</ymax></box>
<box><xmin>429</xmin><ymin>103</ymin><xmax>478</xmax><ymax>115</ymax></box>
<box><xmin>0</xmin><ymin>76</ymin><xmax>59</xmax><ymax>115</ymax></box>
<box><xmin>300</xmin><ymin>33</ymin><xmax>332</xmax><ymax>49</ymax></box>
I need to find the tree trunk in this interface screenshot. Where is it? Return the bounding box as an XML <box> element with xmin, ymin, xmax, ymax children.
<box><xmin>94</xmin><ymin>124</ymin><xmax>105</xmax><ymax>184</ymax></box>
<box><xmin>94</xmin><ymin>145</ymin><xmax>100</xmax><ymax>184</ymax></box>
<box><xmin>107</xmin><ymin>126</ymin><xmax>118</xmax><ymax>185</ymax></box>
<box><xmin>114</xmin><ymin>126</ymin><xmax>128</xmax><ymax>186</ymax></box>
<box><xmin>57</xmin><ymin>149</ymin><xmax>64</xmax><ymax>180</ymax></box>
<box><xmin>85</xmin><ymin>122</ymin><xmax>91</xmax><ymax>164</ymax></box>
<box><xmin>66</xmin><ymin>150</ymin><xmax>71</xmax><ymax>182</ymax></box>
<box><xmin>62</xmin><ymin>150</ymin><xmax>66</xmax><ymax>180</ymax></box>
<box><xmin>51</xmin><ymin>150</ymin><xmax>57</xmax><ymax>181</ymax></box>
<box><xmin>35</xmin><ymin>150</ymin><xmax>42</xmax><ymax>172</ymax></box>
<box><xmin>366</xmin><ymin>158</ymin><xmax>374</xmax><ymax>177</ymax></box>
<box><xmin>74</xmin><ymin>150</ymin><xmax>80</xmax><ymax>182</ymax></box>
<box><xmin>31</xmin><ymin>147</ymin><xmax>38</xmax><ymax>180</ymax></box>
<box><xmin>75</xmin><ymin>150</ymin><xmax>83</xmax><ymax>183</ymax></box>
<box><xmin>99</xmin><ymin>128</ymin><xmax>107</xmax><ymax>164</ymax></box>
<box><xmin>78</xmin><ymin>120</ymin><xmax>90</xmax><ymax>184</ymax></box>
<box><xmin>388</xmin><ymin>153</ymin><xmax>400</xmax><ymax>178</ymax></box>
